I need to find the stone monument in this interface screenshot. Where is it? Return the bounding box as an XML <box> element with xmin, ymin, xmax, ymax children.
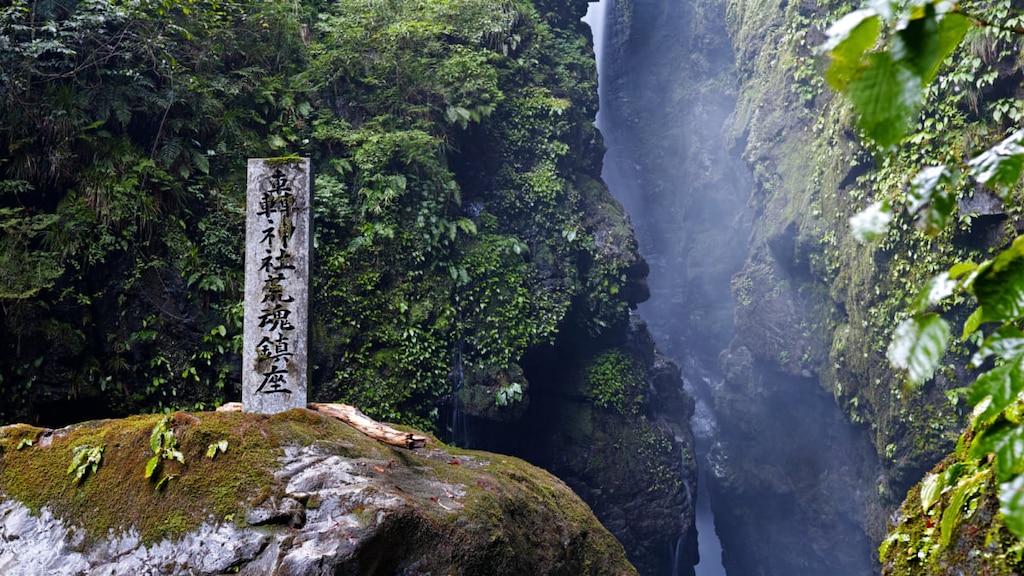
<box><xmin>243</xmin><ymin>158</ymin><xmax>311</xmax><ymax>413</ymax></box>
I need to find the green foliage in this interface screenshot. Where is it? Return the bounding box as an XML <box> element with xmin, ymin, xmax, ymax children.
<box><xmin>145</xmin><ymin>416</ymin><xmax>184</xmax><ymax>489</ymax></box>
<box><xmin>0</xmin><ymin>0</ymin><xmax>311</xmax><ymax>422</ymax></box>
<box><xmin>887</xmin><ymin>313</ymin><xmax>952</xmax><ymax>385</ymax></box>
<box><xmin>825</xmin><ymin>0</ymin><xmax>1024</xmax><ymax>540</ymax></box>
<box><xmin>205</xmin><ymin>440</ymin><xmax>229</xmax><ymax>460</ymax></box>
<box><xmin>494</xmin><ymin>382</ymin><xmax>523</xmax><ymax>407</ymax></box>
<box><xmin>306</xmin><ymin>0</ymin><xmax>620</xmax><ymax>426</ymax></box>
<box><xmin>822</xmin><ymin>0</ymin><xmax>970</xmax><ymax>148</ymax></box>
<box><xmin>67</xmin><ymin>444</ymin><xmax>104</xmax><ymax>484</ymax></box>
<box><xmin>584</xmin><ymin>350</ymin><xmax>645</xmax><ymax>416</ymax></box>
<box><xmin>0</xmin><ymin>0</ymin><xmax>631</xmax><ymax>433</ymax></box>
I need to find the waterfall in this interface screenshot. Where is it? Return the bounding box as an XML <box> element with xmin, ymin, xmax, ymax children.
<box><xmin>448</xmin><ymin>336</ymin><xmax>468</xmax><ymax>447</ymax></box>
<box><xmin>584</xmin><ymin>2</ymin><xmax>727</xmax><ymax>574</ymax></box>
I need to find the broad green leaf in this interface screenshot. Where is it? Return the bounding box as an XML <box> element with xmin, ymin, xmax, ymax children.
<box><xmin>907</xmin><ymin>165</ymin><xmax>958</xmax><ymax>234</ymax></box>
<box><xmin>907</xmin><ymin>165</ymin><xmax>955</xmax><ymax>212</ymax></box>
<box><xmin>962</xmin><ymin>307</ymin><xmax>983</xmax><ymax>340</ymax></box>
<box><xmin>967</xmin><ymin>129</ymin><xmax>1024</xmax><ymax>197</ymax></box>
<box><xmin>145</xmin><ymin>455</ymin><xmax>159</xmax><ymax>479</ymax></box>
<box><xmin>940</xmin><ymin>470</ymin><xmax>985</xmax><ymax>547</ymax></box>
<box><xmin>1000</xmin><ymin>473</ymin><xmax>1024</xmax><ymax>538</ymax></box>
<box><xmin>887</xmin><ymin>313</ymin><xmax>950</xmax><ymax>385</ymax></box>
<box><xmin>893</xmin><ymin>3</ymin><xmax>940</xmax><ymax>80</ymax></box>
<box><xmin>850</xmin><ymin>201</ymin><xmax>893</xmax><ymax>243</ymax></box>
<box><xmin>920</xmin><ymin>471</ymin><xmax>944</xmax><ymax>513</ymax></box>
<box><xmin>970</xmin><ymin>420</ymin><xmax>1024</xmax><ymax>481</ymax></box>
<box><xmin>911</xmin><ymin>272</ymin><xmax>956</xmax><ymax>313</ymax></box>
<box><xmin>846</xmin><ymin>52</ymin><xmax>922</xmax><ymax>148</ymax></box>
<box><xmin>206</xmin><ymin>440</ymin><xmax>228</xmax><ymax>459</ymax></box>
<box><xmin>973</xmin><ymin>237</ymin><xmax>1024</xmax><ymax>323</ymax></box>
<box><xmin>931</xmin><ymin>11</ymin><xmax>970</xmax><ymax>83</ymax></box>
<box><xmin>894</xmin><ymin>6</ymin><xmax>970</xmax><ymax>85</ymax></box>
<box><xmin>966</xmin><ymin>352</ymin><xmax>1024</xmax><ymax>423</ymax></box>
<box><xmin>949</xmin><ymin>261</ymin><xmax>979</xmax><ymax>280</ymax></box>
<box><xmin>150</xmin><ymin>419</ymin><xmax>168</xmax><ymax>454</ymax></box>
<box><xmin>971</xmin><ymin>326</ymin><xmax>1024</xmax><ymax>368</ymax></box>
<box><xmin>823</xmin><ymin>10</ymin><xmax>881</xmax><ymax>91</ymax></box>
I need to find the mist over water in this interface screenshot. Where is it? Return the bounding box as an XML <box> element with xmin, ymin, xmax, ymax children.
<box><xmin>586</xmin><ymin>0</ymin><xmax>880</xmax><ymax>575</ymax></box>
<box><xmin>584</xmin><ymin>2</ymin><xmax>726</xmax><ymax>575</ymax></box>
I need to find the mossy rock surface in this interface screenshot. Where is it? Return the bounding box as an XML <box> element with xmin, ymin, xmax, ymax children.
<box><xmin>0</xmin><ymin>409</ymin><xmax>636</xmax><ymax>575</ymax></box>
<box><xmin>880</xmin><ymin>424</ymin><xmax>1024</xmax><ymax>576</ymax></box>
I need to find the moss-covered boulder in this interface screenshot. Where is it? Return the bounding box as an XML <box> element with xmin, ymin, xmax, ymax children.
<box><xmin>0</xmin><ymin>410</ymin><xmax>636</xmax><ymax>575</ymax></box>
<box><xmin>880</xmin><ymin>428</ymin><xmax>1024</xmax><ymax>576</ymax></box>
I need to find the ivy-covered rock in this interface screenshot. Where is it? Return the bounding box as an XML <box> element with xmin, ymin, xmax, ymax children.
<box><xmin>0</xmin><ymin>409</ymin><xmax>637</xmax><ymax>575</ymax></box>
<box><xmin>0</xmin><ymin>0</ymin><xmax>645</xmax><ymax>434</ymax></box>
<box><xmin>880</xmin><ymin>422</ymin><xmax>1024</xmax><ymax>576</ymax></box>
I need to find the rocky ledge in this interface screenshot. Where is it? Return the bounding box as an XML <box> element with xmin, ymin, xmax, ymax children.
<box><xmin>0</xmin><ymin>409</ymin><xmax>635</xmax><ymax>575</ymax></box>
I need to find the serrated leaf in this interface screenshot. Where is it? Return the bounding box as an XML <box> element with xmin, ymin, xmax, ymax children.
<box><xmin>970</xmin><ymin>420</ymin><xmax>1024</xmax><ymax>481</ymax></box>
<box><xmin>973</xmin><ymin>237</ymin><xmax>1024</xmax><ymax>323</ymax></box>
<box><xmin>851</xmin><ymin>201</ymin><xmax>893</xmax><ymax>243</ymax></box>
<box><xmin>887</xmin><ymin>313</ymin><xmax>951</xmax><ymax>385</ymax></box>
<box><xmin>893</xmin><ymin>3</ymin><xmax>940</xmax><ymax>79</ymax></box>
<box><xmin>1000</xmin><ymin>473</ymin><xmax>1024</xmax><ymax>538</ymax></box>
<box><xmin>907</xmin><ymin>165</ymin><xmax>958</xmax><ymax>234</ymax></box>
<box><xmin>932</xmin><ymin>11</ymin><xmax>970</xmax><ymax>83</ymax></box>
<box><xmin>894</xmin><ymin>6</ymin><xmax>969</xmax><ymax>85</ymax></box>
<box><xmin>967</xmin><ymin>129</ymin><xmax>1024</xmax><ymax>197</ymax></box>
<box><xmin>823</xmin><ymin>10</ymin><xmax>881</xmax><ymax>91</ymax></box>
<box><xmin>846</xmin><ymin>51</ymin><xmax>922</xmax><ymax>148</ymax></box>
<box><xmin>911</xmin><ymin>272</ymin><xmax>956</xmax><ymax>313</ymax></box>
<box><xmin>966</xmin><ymin>352</ymin><xmax>1024</xmax><ymax>423</ymax></box>
<box><xmin>920</xmin><ymin>471</ymin><xmax>944</xmax><ymax>513</ymax></box>
<box><xmin>971</xmin><ymin>326</ymin><xmax>1024</xmax><ymax>368</ymax></box>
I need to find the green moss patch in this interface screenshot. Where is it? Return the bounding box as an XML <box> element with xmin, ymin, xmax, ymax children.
<box><xmin>0</xmin><ymin>409</ymin><xmax>355</xmax><ymax>543</ymax></box>
<box><xmin>0</xmin><ymin>409</ymin><xmax>636</xmax><ymax>574</ymax></box>
<box><xmin>881</xmin><ymin>432</ymin><xmax>1024</xmax><ymax>575</ymax></box>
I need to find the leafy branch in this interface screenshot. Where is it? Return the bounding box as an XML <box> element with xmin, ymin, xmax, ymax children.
<box><xmin>823</xmin><ymin>0</ymin><xmax>1024</xmax><ymax>537</ymax></box>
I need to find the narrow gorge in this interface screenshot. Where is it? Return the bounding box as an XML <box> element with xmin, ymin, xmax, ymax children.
<box><xmin>590</xmin><ymin>0</ymin><xmax>1024</xmax><ymax>573</ymax></box>
<box><xmin>3</xmin><ymin>0</ymin><xmax>1024</xmax><ymax>574</ymax></box>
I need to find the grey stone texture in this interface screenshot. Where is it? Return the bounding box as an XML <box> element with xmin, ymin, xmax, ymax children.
<box><xmin>243</xmin><ymin>158</ymin><xmax>312</xmax><ymax>414</ymax></box>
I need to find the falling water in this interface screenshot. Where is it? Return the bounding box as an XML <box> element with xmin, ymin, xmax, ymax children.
<box><xmin>448</xmin><ymin>336</ymin><xmax>468</xmax><ymax>447</ymax></box>
<box><xmin>584</xmin><ymin>2</ymin><xmax>728</xmax><ymax>575</ymax></box>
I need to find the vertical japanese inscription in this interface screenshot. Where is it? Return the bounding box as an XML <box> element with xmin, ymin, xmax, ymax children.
<box><xmin>243</xmin><ymin>158</ymin><xmax>311</xmax><ymax>413</ymax></box>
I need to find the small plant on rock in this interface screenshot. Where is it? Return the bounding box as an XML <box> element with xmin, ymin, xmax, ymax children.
<box><xmin>68</xmin><ymin>444</ymin><xmax>105</xmax><ymax>484</ymax></box>
<box><xmin>146</xmin><ymin>416</ymin><xmax>184</xmax><ymax>490</ymax></box>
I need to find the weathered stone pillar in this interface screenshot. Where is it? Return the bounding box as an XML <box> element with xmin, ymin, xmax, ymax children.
<box><xmin>243</xmin><ymin>158</ymin><xmax>311</xmax><ymax>413</ymax></box>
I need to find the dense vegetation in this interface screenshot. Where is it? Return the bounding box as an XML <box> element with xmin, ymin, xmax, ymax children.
<box><xmin>820</xmin><ymin>0</ymin><xmax>1024</xmax><ymax>570</ymax></box>
<box><xmin>0</xmin><ymin>0</ymin><xmax>644</xmax><ymax>429</ymax></box>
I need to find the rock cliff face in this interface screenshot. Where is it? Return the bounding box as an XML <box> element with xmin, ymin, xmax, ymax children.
<box><xmin>0</xmin><ymin>410</ymin><xmax>636</xmax><ymax>575</ymax></box>
<box><xmin>600</xmin><ymin>0</ymin><xmax>1024</xmax><ymax>571</ymax></box>
<box><xmin>597</xmin><ymin>0</ymin><xmax>883</xmax><ymax>573</ymax></box>
<box><xmin>0</xmin><ymin>0</ymin><xmax>700</xmax><ymax>572</ymax></box>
